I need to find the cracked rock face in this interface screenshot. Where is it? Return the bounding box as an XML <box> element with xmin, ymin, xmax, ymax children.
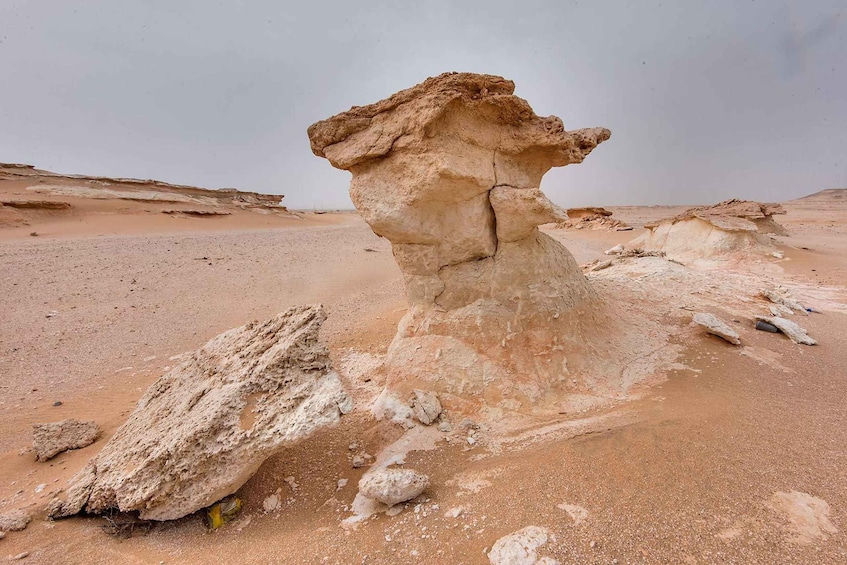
<box><xmin>48</xmin><ymin>305</ymin><xmax>351</xmax><ymax>521</ymax></box>
<box><xmin>308</xmin><ymin>72</ymin><xmax>610</xmax><ymax>413</ymax></box>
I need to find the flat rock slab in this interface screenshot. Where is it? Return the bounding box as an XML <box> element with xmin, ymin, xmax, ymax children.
<box><xmin>755</xmin><ymin>315</ymin><xmax>817</xmax><ymax>346</ymax></box>
<box><xmin>33</xmin><ymin>419</ymin><xmax>100</xmax><ymax>462</ymax></box>
<box><xmin>48</xmin><ymin>304</ymin><xmax>351</xmax><ymax>521</ymax></box>
<box><xmin>693</xmin><ymin>312</ymin><xmax>741</xmax><ymax>345</ymax></box>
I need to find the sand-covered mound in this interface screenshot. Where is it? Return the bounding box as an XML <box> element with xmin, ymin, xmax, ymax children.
<box><xmin>631</xmin><ymin>199</ymin><xmax>788</xmax><ymax>263</ymax></box>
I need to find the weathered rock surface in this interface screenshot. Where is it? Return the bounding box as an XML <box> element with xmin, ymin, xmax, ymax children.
<box><xmin>308</xmin><ymin>72</ymin><xmax>610</xmax><ymax>413</ymax></box>
<box><xmin>0</xmin><ymin>510</ymin><xmax>31</xmax><ymax>532</ymax></box>
<box><xmin>755</xmin><ymin>316</ymin><xmax>817</xmax><ymax>345</ymax></box>
<box><xmin>33</xmin><ymin>419</ymin><xmax>100</xmax><ymax>461</ymax></box>
<box><xmin>488</xmin><ymin>526</ymin><xmax>559</xmax><ymax>565</ymax></box>
<box><xmin>358</xmin><ymin>468</ymin><xmax>429</xmax><ymax>506</ymax></box>
<box><xmin>692</xmin><ymin>313</ymin><xmax>741</xmax><ymax>345</ymax></box>
<box><xmin>48</xmin><ymin>304</ymin><xmax>352</xmax><ymax>521</ymax></box>
<box><xmin>631</xmin><ymin>199</ymin><xmax>788</xmax><ymax>262</ymax></box>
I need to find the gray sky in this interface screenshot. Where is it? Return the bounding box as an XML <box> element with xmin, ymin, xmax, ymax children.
<box><xmin>1</xmin><ymin>1</ymin><xmax>844</xmax><ymax>209</ymax></box>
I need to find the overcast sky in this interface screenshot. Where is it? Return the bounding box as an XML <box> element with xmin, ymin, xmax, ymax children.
<box><xmin>0</xmin><ymin>1</ymin><xmax>844</xmax><ymax>209</ymax></box>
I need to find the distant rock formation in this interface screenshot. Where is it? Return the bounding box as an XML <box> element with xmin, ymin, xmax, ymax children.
<box><xmin>631</xmin><ymin>199</ymin><xmax>788</xmax><ymax>262</ymax></box>
<box><xmin>0</xmin><ymin>163</ymin><xmax>284</xmax><ymax>209</ymax></box>
<box><xmin>48</xmin><ymin>305</ymin><xmax>352</xmax><ymax>521</ymax></box>
<box><xmin>556</xmin><ymin>206</ymin><xmax>628</xmax><ymax>231</ymax></box>
<box><xmin>308</xmin><ymin>72</ymin><xmax>610</xmax><ymax>414</ymax></box>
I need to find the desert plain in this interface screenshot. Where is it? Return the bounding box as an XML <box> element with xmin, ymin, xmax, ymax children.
<box><xmin>0</xmin><ymin>158</ymin><xmax>845</xmax><ymax>564</ymax></box>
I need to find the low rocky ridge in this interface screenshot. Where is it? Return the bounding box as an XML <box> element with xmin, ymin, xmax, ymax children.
<box><xmin>48</xmin><ymin>304</ymin><xmax>351</xmax><ymax>521</ymax></box>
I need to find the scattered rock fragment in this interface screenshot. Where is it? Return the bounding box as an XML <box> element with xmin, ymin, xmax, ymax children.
<box><xmin>47</xmin><ymin>304</ymin><xmax>352</xmax><ymax>521</ymax></box>
<box><xmin>32</xmin><ymin>419</ymin><xmax>100</xmax><ymax>462</ymax></box>
<box><xmin>9</xmin><ymin>552</ymin><xmax>29</xmax><ymax>561</ymax></box>
<box><xmin>692</xmin><ymin>313</ymin><xmax>741</xmax><ymax>345</ymax></box>
<box><xmin>768</xmin><ymin>304</ymin><xmax>794</xmax><ymax>317</ymax></box>
<box><xmin>262</xmin><ymin>489</ymin><xmax>282</xmax><ymax>513</ymax></box>
<box><xmin>761</xmin><ymin>289</ymin><xmax>808</xmax><ymax>315</ymax></box>
<box><xmin>0</xmin><ymin>510</ymin><xmax>31</xmax><ymax>532</ymax></box>
<box><xmin>410</xmin><ymin>390</ymin><xmax>442</xmax><ymax>425</ymax></box>
<box><xmin>358</xmin><ymin>468</ymin><xmax>429</xmax><ymax>506</ymax></box>
<box><xmin>586</xmin><ymin>259</ymin><xmax>612</xmax><ymax>272</ymax></box>
<box><xmin>604</xmin><ymin>244</ymin><xmax>624</xmax><ymax>255</ymax></box>
<box><xmin>488</xmin><ymin>526</ymin><xmax>559</xmax><ymax>565</ymax></box>
<box><xmin>754</xmin><ymin>316</ymin><xmax>817</xmax><ymax>345</ymax></box>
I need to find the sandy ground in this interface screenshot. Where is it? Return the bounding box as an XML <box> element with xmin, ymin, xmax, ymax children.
<box><xmin>1</xmin><ymin>182</ymin><xmax>846</xmax><ymax>564</ymax></box>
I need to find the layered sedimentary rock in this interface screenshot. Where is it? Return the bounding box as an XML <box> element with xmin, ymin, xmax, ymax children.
<box><xmin>48</xmin><ymin>305</ymin><xmax>351</xmax><ymax>520</ymax></box>
<box><xmin>308</xmin><ymin>72</ymin><xmax>610</xmax><ymax>413</ymax></box>
<box><xmin>632</xmin><ymin>199</ymin><xmax>788</xmax><ymax>262</ymax></box>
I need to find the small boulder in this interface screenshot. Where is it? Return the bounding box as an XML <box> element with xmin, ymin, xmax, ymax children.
<box><xmin>410</xmin><ymin>390</ymin><xmax>442</xmax><ymax>425</ymax></box>
<box><xmin>692</xmin><ymin>313</ymin><xmax>741</xmax><ymax>345</ymax></box>
<box><xmin>358</xmin><ymin>468</ymin><xmax>429</xmax><ymax>506</ymax></box>
<box><xmin>488</xmin><ymin>526</ymin><xmax>559</xmax><ymax>565</ymax></box>
<box><xmin>0</xmin><ymin>510</ymin><xmax>31</xmax><ymax>532</ymax></box>
<box><xmin>604</xmin><ymin>244</ymin><xmax>625</xmax><ymax>255</ymax></box>
<box><xmin>32</xmin><ymin>419</ymin><xmax>100</xmax><ymax>462</ymax></box>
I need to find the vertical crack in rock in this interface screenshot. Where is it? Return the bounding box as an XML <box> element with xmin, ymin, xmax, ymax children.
<box><xmin>308</xmin><ymin>72</ymin><xmax>610</xmax><ymax>415</ymax></box>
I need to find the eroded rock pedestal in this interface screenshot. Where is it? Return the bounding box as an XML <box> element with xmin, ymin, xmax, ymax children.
<box><xmin>308</xmin><ymin>72</ymin><xmax>610</xmax><ymax>413</ymax></box>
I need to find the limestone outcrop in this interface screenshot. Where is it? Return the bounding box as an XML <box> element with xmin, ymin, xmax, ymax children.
<box><xmin>631</xmin><ymin>199</ymin><xmax>788</xmax><ymax>262</ymax></box>
<box><xmin>308</xmin><ymin>73</ymin><xmax>610</xmax><ymax>413</ymax></box>
<box><xmin>48</xmin><ymin>305</ymin><xmax>352</xmax><ymax>521</ymax></box>
<box><xmin>556</xmin><ymin>206</ymin><xmax>628</xmax><ymax>231</ymax></box>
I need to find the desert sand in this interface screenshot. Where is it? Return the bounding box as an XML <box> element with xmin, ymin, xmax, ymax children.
<box><xmin>2</xmin><ymin>176</ymin><xmax>846</xmax><ymax>565</ymax></box>
<box><xmin>2</xmin><ymin>91</ymin><xmax>847</xmax><ymax>563</ymax></box>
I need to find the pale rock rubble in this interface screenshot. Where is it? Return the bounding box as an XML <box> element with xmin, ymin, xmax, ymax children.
<box><xmin>488</xmin><ymin>526</ymin><xmax>560</xmax><ymax>565</ymax></box>
<box><xmin>308</xmin><ymin>72</ymin><xmax>610</xmax><ymax>414</ymax></box>
<box><xmin>692</xmin><ymin>313</ymin><xmax>741</xmax><ymax>345</ymax></box>
<box><xmin>32</xmin><ymin>419</ymin><xmax>100</xmax><ymax>462</ymax></box>
<box><xmin>357</xmin><ymin>468</ymin><xmax>430</xmax><ymax>507</ymax></box>
<box><xmin>48</xmin><ymin>304</ymin><xmax>352</xmax><ymax>520</ymax></box>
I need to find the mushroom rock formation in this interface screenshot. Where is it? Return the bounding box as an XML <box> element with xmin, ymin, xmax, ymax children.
<box><xmin>632</xmin><ymin>199</ymin><xmax>788</xmax><ymax>262</ymax></box>
<box><xmin>308</xmin><ymin>72</ymin><xmax>610</xmax><ymax>414</ymax></box>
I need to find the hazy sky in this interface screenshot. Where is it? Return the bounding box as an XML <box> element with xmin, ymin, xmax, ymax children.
<box><xmin>1</xmin><ymin>1</ymin><xmax>844</xmax><ymax>208</ymax></box>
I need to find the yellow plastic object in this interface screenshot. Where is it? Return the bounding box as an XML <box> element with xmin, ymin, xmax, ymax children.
<box><xmin>206</xmin><ymin>496</ymin><xmax>242</xmax><ymax>529</ymax></box>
